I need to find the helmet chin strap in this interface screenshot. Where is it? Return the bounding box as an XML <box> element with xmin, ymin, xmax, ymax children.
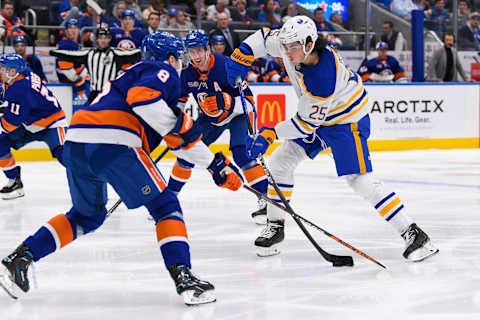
<box><xmin>301</xmin><ymin>41</ymin><xmax>315</xmax><ymax>63</ymax></box>
<box><xmin>5</xmin><ymin>69</ymin><xmax>19</xmax><ymax>84</ymax></box>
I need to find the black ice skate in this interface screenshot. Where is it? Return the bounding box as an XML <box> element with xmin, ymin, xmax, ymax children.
<box><xmin>251</xmin><ymin>198</ymin><xmax>267</xmax><ymax>225</ymax></box>
<box><xmin>168</xmin><ymin>264</ymin><xmax>216</xmax><ymax>306</ymax></box>
<box><xmin>0</xmin><ymin>243</ymin><xmax>34</xmax><ymax>299</ymax></box>
<box><xmin>401</xmin><ymin>223</ymin><xmax>439</xmax><ymax>262</ymax></box>
<box><xmin>0</xmin><ymin>167</ymin><xmax>25</xmax><ymax>200</ymax></box>
<box><xmin>255</xmin><ymin>219</ymin><xmax>284</xmax><ymax>257</ymax></box>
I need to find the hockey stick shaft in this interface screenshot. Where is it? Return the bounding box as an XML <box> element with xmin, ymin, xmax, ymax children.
<box><xmin>235</xmin><ymin>78</ymin><xmax>353</xmax><ymax>266</ymax></box>
<box><xmin>243</xmin><ymin>184</ymin><xmax>387</xmax><ymax>269</ymax></box>
<box><xmin>106</xmin><ymin>147</ymin><xmax>170</xmax><ymax>217</ymax></box>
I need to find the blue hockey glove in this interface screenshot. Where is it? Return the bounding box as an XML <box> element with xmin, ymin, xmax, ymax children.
<box><xmin>207</xmin><ymin>152</ymin><xmax>243</xmax><ymax>191</ymax></box>
<box><xmin>226</xmin><ymin>44</ymin><xmax>255</xmax><ymax>87</ymax></box>
<box><xmin>164</xmin><ymin>109</ymin><xmax>202</xmax><ymax>150</ymax></box>
<box><xmin>246</xmin><ymin>127</ymin><xmax>277</xmax><ymax>159</ymax></box>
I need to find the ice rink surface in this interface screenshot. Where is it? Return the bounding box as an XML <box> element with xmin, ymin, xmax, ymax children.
<box><xmin>0</xmin><ymin>149</ymin><xmax>479</xmax><ymax>320</ymax></box>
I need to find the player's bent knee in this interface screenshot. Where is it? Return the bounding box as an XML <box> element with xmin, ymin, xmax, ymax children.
<box><xmin>65</xmin><ymin>207</ymin><xmax>107</xmax><ymax>236</ymax></box>
<box><xmin>146</xmin><ymin>188</ymin><xmax>182</xmax><ymax>224</ymax></box>
<box><xmin>345</xmin><ymin>173</ymin><xmax>383</xmax><ymax>202</ymax></box>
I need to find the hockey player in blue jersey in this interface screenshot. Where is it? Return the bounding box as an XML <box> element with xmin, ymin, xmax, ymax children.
<box><xmin>0</xmin><ymin>53</ymin><xmax>67</xmax><ymax>200</ymax></box>
<box><xmin>56</xmin><ymin>18</ymin><xmax>89</xmax><ymax>103</ymax></box>
<box><xmin>357</xmin><ymin>42</ymin><xmax>407</xmax><ymax>83</ymax></box>
<box><xmin>168</xmin><ymin>30</ymin><xmax>269</xmax><ymax>225</ymax></box>
<box><xmin>13</xmin><ymin>36</ymin><xmax>48</xmax><ymax>82</ymax></box>
<box><xmin>0</xmin><ymin>32</ymin><xmax>243</xmax><ymax>305</ymax></box>
<box><xmin>110</xmin><ymin>9</ymin><xmax>147</xmax><ymax>50</ymax></box>
<box><xmin>226</xmin><ymin>16</ymin><xmax>438</xmax><ymax>261</ymax></box>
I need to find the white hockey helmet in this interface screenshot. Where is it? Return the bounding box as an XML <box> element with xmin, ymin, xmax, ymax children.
<box><xmin>279</xmin><ymin>15</ymin><xmax>318</xmax><ymax>57</ymax></box>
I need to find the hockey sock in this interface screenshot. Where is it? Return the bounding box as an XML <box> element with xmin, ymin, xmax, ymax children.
<box><xmin>146</xmin><ymin>190</ymin><xmax>191</xmax><ymax>269</ymax></box>
<box><xmin>0</xmin><ymin>153</ymin><xmax>18</xmax><ymax>179</ymax></box>
<box><xmin>168</xmin><ymin>158</ymin><xmax>194</xmax><ymax>195</ymax></box>
<box><xmin>374</xmin><ymin>192</ymin><xmax>411</xmax><ymax>234</ymax></box>
<box><xmin>267</xmin><ymin>182</ymin><xmax>293</xmax><ymax>221</ymax></box>
<box><xmin>23</xmin><ymin>214</ymin><xmax>76</xmax><ymax>261</ymax></box>
<box><xmin>231</xmin><ymin>146</ymin><xmax>267</xmax><ymax>193</ymax></box>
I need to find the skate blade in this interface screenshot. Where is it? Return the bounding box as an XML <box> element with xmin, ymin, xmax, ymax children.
<box><xmin>407</xmin><ymin>241</ymin><xmax>439</xmax><ymax>262</ymax></box>
<box><xmin>0</xmin><ymin>265</ymin><xmax>22</xmax><ymax>299</ymax></box>
<box><xmin>1</xmin><ymin>189</ymin><xmax>25</xmax><ymax>200</ymax></box>
<box><xmin>182</xmin><ymin>289</ymin><xmax>216</xmax><ymax>306</ymax></box>
<box><xmin>252</xmin><ymin>214</ymin><xmax>267</xmax><ymax>225</ymax></box>
<box><xmin>256</xmin><ymin>244</ymin><xmax>281</xmax><ymax>257</ymax></box>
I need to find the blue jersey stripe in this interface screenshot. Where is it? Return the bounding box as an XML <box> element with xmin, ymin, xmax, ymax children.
<box><xmin>325</xmin><ymin>90</ymin><xmax>367</xmax><ymax>122</ymax></box>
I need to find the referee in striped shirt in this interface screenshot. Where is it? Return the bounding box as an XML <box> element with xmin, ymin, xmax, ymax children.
<box><xmin>47</xmin><ymin>28</ymin><xmax>142</xmax><ymax>104</ymax></box>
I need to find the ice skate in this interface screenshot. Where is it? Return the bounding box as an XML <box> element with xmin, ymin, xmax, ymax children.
<box><xmin>251</xmin><ymin>198</ymin><xmax>267</xmax><ymax>225</ymax></box>
<box><xmin>401</xmin><ymin>223</ymin><xmax>439</xmax><ymax>262</ymax></box>
<box><xmin>255</xmin><ymin>219</ymin><xmax>284</xmax><ymax>257</ymax></box>
<box><xmin>0</xmin><ymin>167</ymin><xmax>24</xmax><ymax>200</ymax></box>
<box><xmin>0</xmin><ymin>244</ymin><xmax>34</xmax><ymax>299</ymax></box>
<box><xmin>168</xmin><ymin>264</ymin><xmax>216</xmax><ymax>306</ymax></box>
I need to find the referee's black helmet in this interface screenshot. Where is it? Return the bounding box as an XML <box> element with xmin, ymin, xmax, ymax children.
<box><xmin>96</xmin><ymin>28</ymin><xmax>111</xmax><ymax>37</ymax></box>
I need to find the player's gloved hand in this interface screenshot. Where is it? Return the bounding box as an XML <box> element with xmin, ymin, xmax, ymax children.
<box><xmin>207</xmin><ymin>152</ymin><xmax>243</xmax><ymax>191</ymax></box>
<box><xmin>199</xmin><ymin>92</ymin><xmax>232</xmax><ymax>117</ymax></box>
<box><xmin>246</xmin><ymin>127</ymin><xmax>277</xmax><ymax>159</ymax></box>
<box><xmin>226</xmin><ymin>44</ymin><xmax>255</xmax><ymax>87</ymax></box>
<box><xmin>164</xmin><ymin>110</ymin><xmax>202</xmax><ymax>150</ymax></box>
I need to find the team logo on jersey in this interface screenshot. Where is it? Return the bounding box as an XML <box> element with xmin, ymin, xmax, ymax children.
<box><xmin>142</xmin><ymin>185</ymin><xmax>151</xmax><ymax>195</ymax></box>
<box><xmin>103</xmin><ymin>56</ymin><xmax>112</xmax><ymax>65</ymax></box>
<box><xmin>117</xmin><ymin>39</ymin><xmax>136</xmax><ymax>50</ymax></box>
<box><xmin>257</xmin><ymin>94</ymin><xmax>286</xmax><ymax>129</ymax></box>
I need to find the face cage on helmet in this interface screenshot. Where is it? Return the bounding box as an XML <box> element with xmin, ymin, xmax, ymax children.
<box><xmin>184</xmin><ymin>45</ymin><xmax>210</xmax><ymax>69</ymax></box>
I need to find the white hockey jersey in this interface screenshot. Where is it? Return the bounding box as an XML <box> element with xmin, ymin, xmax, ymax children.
<box><xmin>243</xmin><ymin>28</ymin><xmax>370</xmax><ymax>140</ymax></box>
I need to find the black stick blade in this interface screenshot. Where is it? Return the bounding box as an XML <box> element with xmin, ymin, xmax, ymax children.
<box><xmin>332</xmin><ymin>256</ymin><xmax>354</xmax><ymax>267</ymax></box>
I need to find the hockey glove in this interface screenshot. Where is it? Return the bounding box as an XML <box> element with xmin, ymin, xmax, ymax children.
<box><xmin>226</xmin><ymin>44</ymin><xmax>255</xmax><ymax>87</ymax></box>
<box><xmin>198</xmin><ymin>92</ymin><xmax>232</xmax><ymax>118</ymax></box>
<box><xmin>246</xmin><ymin>127</ymin><xmax>277</xmax><ymax>159</ymax></box>
<box><xmin>164</xmin><ymin>110</ymin><xmax>202</xmax><ymax>150</ymax></box>
<box><xmin>207</xmin><ymin>152</ymin><xmax>243</xmax><ymax>191</ymax></box>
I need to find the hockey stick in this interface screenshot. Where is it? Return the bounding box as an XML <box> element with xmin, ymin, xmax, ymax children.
<box><xmin>235</xmin><ymin>78</ymin><xmax>354</xmax><ymax>267</ymax></box>
<box><xmin>243</xmin><ymin>184</ymin><xmax>387</xmax><ymax>269</ymax></box>
<box><xmin>106</xmin><ymin>147</ymin><xmax>170</xmax><ymax>218</ymax></box>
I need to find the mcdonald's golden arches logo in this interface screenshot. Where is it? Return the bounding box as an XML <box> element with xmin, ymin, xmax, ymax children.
<box><xmin>256</xmin><ymin>94</ymin><xmax>286</xmax><ymax>129</ymax></box>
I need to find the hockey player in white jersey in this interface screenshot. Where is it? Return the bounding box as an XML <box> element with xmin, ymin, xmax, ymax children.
<box><xmin>225</xmin><ymin>16</ymin><xmax>439</xmax><ymax>262</ymax></box>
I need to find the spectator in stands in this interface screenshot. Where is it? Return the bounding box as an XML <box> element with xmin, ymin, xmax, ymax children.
<box><xmin>79</xmin><ymin>5</ymin><xmax>100</xmax><ymax>47</ymax></box>
<box><xmin>458</xmin><ymin>11</ymin><xmax>480</xmax><ymax>50</ymax></box>
<box><xmin>257</xmin><ymin>0</ymin><xmax>281</xmax><ymax>27</ymax></box>
<box><xmin>207</xmin><ymin>0</ymin><xmax>231</xmax><ymax>21</ymax></box>
<box><xmin>357</xmin><ymin>42</ymin><xmax>407</xmax><ymax>82</ymax></box>
<box><xmin>112</xmin><ymin>0</ymin><xmax>142</xmax><ymax>23</ymax></box>
<box><xmin>142</xmin><ymin>0</ymin><xmax>167</xmax><ymax>21</ymax></box>
<box><xmin>281</xmin><ymin>3</ymin><xmax>294</xmax><ymax>24</ymax></box>
<box><xmin>161</xmin><ymin>7</ymin><xmax>178</xmax><ymax>28</ymax></box>
<box><xmin>12</xmin><ymin>36</ymin><xmax>47</xmax><ymax>82</ymax></box>
<box><xmin>427</xmin><ymin>32</ymin><xmax>470</xmax><ymax>81</ymax></box>
<box><xmin>110</xmin><ymin>1</ymin><xmax>143</xmax><ymax>29</ymax></box>
<box><xmin>174</xmin><ymin>10</ymin><xmax>195</xmax><ymax>37</ymax></box>
<box><xmin>256</xmin><ymin>0</ymin><xmax>279</xmax><ymax>9</ymax></box>
<box><xmin>211</xmin><ymin>34</ymin><xmax>226</xmax><ymax>55</ymax></box>
<box><xmin>147</xmin><ymin>11</ymin><xmax>161</xmax><ymax>34</ymax></box>
<box><xmin>231</xmin><ymin>0</ymin><xmax>253</xmax><ymax>24</ymax></box>
<box><xmin>379</xmin><ymin>21</ymin><xmax>406</xmax><ymax>51</ymax></box>
<box><xmin>330</xmin><ymin>12</ymin><xmax>344</xmax><ymax>27</ymax></box>
<box><xmin>110</xmin><ymin>9</ymin><xmax>147</xmax><ymax>49</ymax></box>
<box><xmin>0</xmin><ymin>0</ymin><xmax>24</xmax><ymax>40</ymax></box>
<box><xmin>390</xmin><ymin>0</ymin><xmax>418</xmax><ymax>20</ymax></box>
<box><xmin>208</xmin><ymin>12</ymin><xmax>240</xmax><ymax>56</ymax></box>
<box><xmin>452</xmin><ymin>0</ymin><xmax>471</xmax><ymax>27</ymax></box>
<box><xmin>57</xmin><ymin>0</ymin><xmax>82</xmax><ymax>25</ymax></box>
<box><xmin>313</xmin><ymin>7</ymin><xmax>334</xmax><ymax>32</ymax></box>
<box><xmin>424</xmin><ymin>0</ymin><xmax>448</xmax><ymax>36</ymax></box>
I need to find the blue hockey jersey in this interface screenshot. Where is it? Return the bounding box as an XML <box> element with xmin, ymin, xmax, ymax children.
<box><xmin>56</xmin><ymin>38</ymin><xmax>86</xmax><ymax>84</ymax></box>
<box><xmin>110</xmin><ymin>27</ymin><xmax>147</xmax><ymax>50</ymax></box>
<box><xmin>67</xmin><ymin>61</ymin><xmax>180</xmax><ymax>153</ymax></box>
<box><xmin>357</xmin><ymin>55</ymin><xmax>405</xmax><ymax>82</ymax></box>
<box><xmin>0</xmin><ymin>71</ymin><xmax>66</xmax><ymax>133</ymax></box>
<box><xmin>180</xmin><ymin>53</ymin><xmax>254</xmax><ymax>126</ymax></box>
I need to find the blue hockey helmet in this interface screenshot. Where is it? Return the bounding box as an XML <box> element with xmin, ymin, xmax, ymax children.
<box><xmin>141</xmin><ymin>32</ymin><xmax>184</xmax><ymax>61</ymax></box>
<box><xmin>0</xmin><ymin>53</ymin><xmax>27</xmax><ymax>75</ymax></box>
<box><xmin>65</xmin><ymin>18</ymin><xmax>79</xmax><ymax>28</ymax></box>
<box><xmin>376</xmin><ymin>41</ymin><xmax>388</xmax><ymax>50</ymax></box>
<box><xmin>211</xmin><ymin>34</ymin><xmax>225</xmax><ymax>44</ymax></box>
<box><xmin>13</xmin><ymin>36</ymin><xmax>27</xmax><ymax>45</ymax></box>
<box><xmin>184</xmin><ymin>30</ymin><xmax>209</xmax><ymax>49</ymax></box>
<box><xmin>121</xmin><ymin>9</ymin><xmax>136</xmax><ymax>19</ymax></box>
